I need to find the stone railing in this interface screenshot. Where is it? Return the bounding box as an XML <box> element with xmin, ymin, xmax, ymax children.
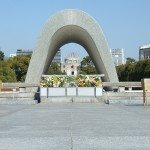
<box><xmin>0</xmin><ymin>83</ymin><xmax>39</xmax><ymax>93</ymax></box>
<box><xmin>0</xmin><ymin>82</ymin><xmax>142</xmax><ymax>93</ymax></box>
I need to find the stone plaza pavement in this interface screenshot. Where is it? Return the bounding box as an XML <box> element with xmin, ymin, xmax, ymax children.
<box><xmin>0</xmin><ymin>103</ymin><xmax>150</xmax><ymax>150</ymax></box>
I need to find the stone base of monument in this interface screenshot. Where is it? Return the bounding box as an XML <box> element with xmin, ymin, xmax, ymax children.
<box><xmin>0</xmin><ymin>92</ymin><xmax>38</xmax><ymax>104</ymax></box>
<box><xmin>41</xmin><ymin>97</ymin><xmax>102</xmax><ymax>103</ymax></box>
<box><xmin>108</xmin><ymin>99</ymin><xmax>143</xmax><ymax>105</ymax></box>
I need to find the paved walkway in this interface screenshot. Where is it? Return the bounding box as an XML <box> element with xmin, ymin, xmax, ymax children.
<box><xmin>0</xmin><ymin>103</ymin><xmax>150</xmax><ymax>150</ymax></box>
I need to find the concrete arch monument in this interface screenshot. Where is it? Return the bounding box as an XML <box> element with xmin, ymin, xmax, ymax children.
<box><xmin>25</xmin><ymin>9</ymin><xmax>118</xmax><ymax>84</ymax></box>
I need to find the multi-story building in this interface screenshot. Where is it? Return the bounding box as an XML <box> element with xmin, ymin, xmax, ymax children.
<box><xmin>110</xmin><ymin>48</ymin><xmax>125</xmax><ymax>66</ymax></box>
<box><xmin>61</xmin><ymin>52</ymin><xmax>80</xmax><ymax>75</ymax></box>
<box><xmin>52</xmin><ymin>49</ymin><xmax>61</xmax><ymax>64</ymax></box>
<box><xmin>139</xmin><ymin>44</ymin><xmax>150</xmax><ymax>60</ymax></box>
<box><xmin>9</xmin><ymin>53</ymin><xmax>16</xmax><ymax>58</ymax></box>
<box><xmin>10</xmin><ymin>49</ymin><xmax>61</xmax><ymax>66</ymax></box>
<box><xmin>16</xmin><ymin>49</ymin><xmax>33</xmax><ymax>56</ymax></box>
<box><xmin>10</xmin><ymin>49</ymin><xmax>32</xmax><ymax>57</ymax></box>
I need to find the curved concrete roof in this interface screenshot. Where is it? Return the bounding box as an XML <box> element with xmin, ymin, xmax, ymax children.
<box><xmin>25</xmin><ymin>9</ymin><xmax>118</xmax><ymax>84</ymax></box>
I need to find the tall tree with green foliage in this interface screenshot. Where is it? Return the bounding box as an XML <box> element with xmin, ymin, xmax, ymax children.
<box><xmin>126</xmin><ymin>57</ymin><xmax>136</xmax><ymax>64</ymax></box>
<box><xmin>7</xmin><ymin>55</ymin><xmax>31</xmax><ymax>82</ymax></box>
<box><xmin>0</xmin><ymin>61</ymin><xmax>16</xmax><ymax>82</ymax></box>
<box><xmin>47</xmin><ymin>62</ymin><xmax>65</xmax><ymax>75</ymax></box>
<box><xmin>116</xmin><ymin>59</ymin><xmax>150</xmax><ymax>81</ymax></box>
<box><xmin>0</xmin><ymin>50</ymin><xmax>5</xmax><ymax>61</ymax></box>
<box><xmin>80</xmin><ymin>56</ymin><xmax>97</xmax><ymax>74</ymax></box>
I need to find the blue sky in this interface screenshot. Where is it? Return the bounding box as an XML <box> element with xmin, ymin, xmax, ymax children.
<box><xmin>0</xmin><ymin>0</ymin><xmax>150</xmax><ymax>60</ymax></box>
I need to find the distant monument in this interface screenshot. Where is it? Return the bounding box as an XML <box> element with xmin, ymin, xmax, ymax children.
<box><xmin>61</xmin><ymin>52</ymin><xmax>80</xmax><ymax>75</ymax></box>
<box><xmin>25</xmin><ymin>9</ymin><xmax>118</xmax><ymax>85</ymax></box>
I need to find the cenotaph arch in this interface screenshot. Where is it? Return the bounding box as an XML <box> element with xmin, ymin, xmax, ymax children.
<box><xmin>25</xmin><ymin>9</ymin><xmax>118</xmax><ymax>84</ymax></box>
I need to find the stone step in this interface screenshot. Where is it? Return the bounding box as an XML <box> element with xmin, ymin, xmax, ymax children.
<box><xmin>0</xmin><ymin>99</ymin><xmax>37</xmax><ymax>104</ymax></box>
<box><xmin>0</xmin><ymin>92</ymin><xmax>38</xmax><ymax>104</ymax></box>
<box><xmin>102</xmin><ymin>92</ymin><xmax>147</xmax><ymax>105</ymax></box>
<box><xmin>108</xmin><ymin>99</ymin><xmax>143</xmax><ymax>105</ymax></box>
<box><xmin>41</xmin><ymin>97</ymin><xmax>103</xmax><ymax>103</ymax></box>
<box><xmin>0</xmin><ymin>92</ymin><xmax>35</xmax><ymax>98</ymax></box>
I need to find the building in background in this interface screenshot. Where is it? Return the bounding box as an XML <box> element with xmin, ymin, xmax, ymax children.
<box><xmin>61</xmin><ymin>52</ymin><xmax>80</xmax><ymax>75</ymax></box>
<box><xmin>110</xmin><ymin>48</ymin><xmax>125</xmax><ymax>66</ymax></box>
<box><xmin>9</xmin><ymin>49</ymin><xmax>32</xmax><ymax>58</ymax></box>
<box><xmin>16</xmin><ymin>49</ymin><xmax>33</xmax><ymax>56</ymax></box>
<box><xmin>10</xmin><ymin>49</ymin><xmax>62</xmax><ymax>68</ymax></box>
<box><xmin>52</xmin><ymin>49</ymin><xmax>61</xmax><ymax>65</ymax></box>
<box><xmin>11</xmin><ymin>49</ymin><xmax>61</xmax><ymax>62</ymax></box>
<box><xmin>139</xmin><ymin>44</ymin><xmax>150</xmax><ymax>60</ymax></box>
<box><xmin>9</xmin><ymin>53</ymin><xmax>16</xmax><ymax>58</ymax></box>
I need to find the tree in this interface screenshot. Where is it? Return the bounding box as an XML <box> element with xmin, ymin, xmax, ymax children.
<box><xmin>133</xmin><ymin>60</ymin><xmax>150</xmax><ymax>81</ymax></box>
<box><xmin>144</xmin><ymin>60</ymin><xmax>150</xmax><ymax>78</ymax></box>
<box><xmin>47</xmin><ymin>62</ymin><xmax>65</xmax><ymax>75</ymax></box>
<box><xmin>126</xmin><ymin>57</ymin><xmax>136</xmax><ymax>64</ymax></box>
<box><xmin>80</xmin><ymin>56</ymin><xmax>97</xmax><ymax>74</ymax></box>
<box><xmin>0</xmin><ymin>61</ymin><xmax>16</xmax><ymax>82</ymax></box>
<box><xmin>0</xmin><ymin>50</ymin><xmax>5</xmax><ymax>61</ymax></box>
<box><xmin>116</xmin><ymin>59</ymin><xmax>150</xmax><ymax>81</ymax></box>
<box><xmin>116</xmin><ymin>65</ymin><xmax>126</xmax><ymax>81</ymax></box>
<box><xmin>7</xmin><ymin>55</ymin><xmax>31</xmax><ymax>82</ymax></box>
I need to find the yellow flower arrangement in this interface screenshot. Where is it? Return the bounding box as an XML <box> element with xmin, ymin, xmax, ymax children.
<box><xmin>40</xmin><ymin>75</ymin><xmax>102</xmax><ymax>87</ymax></box>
